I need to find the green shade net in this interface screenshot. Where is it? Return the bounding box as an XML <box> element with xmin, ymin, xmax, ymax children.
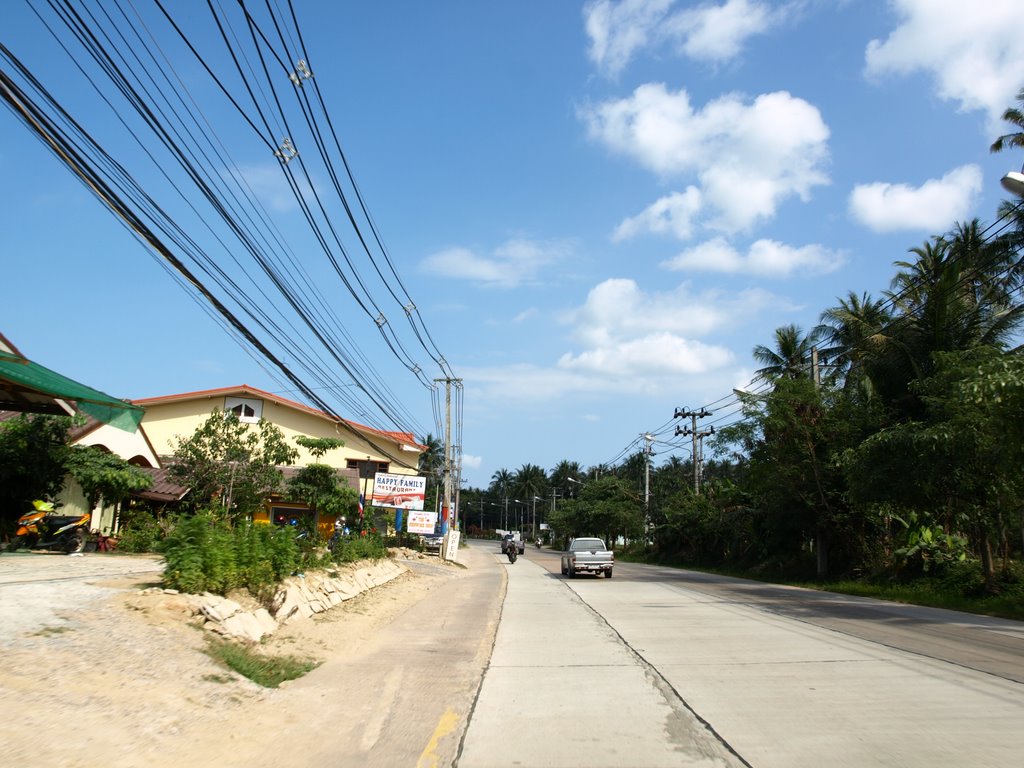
<box><xmin>0</xmin><ymin>350</ymin><xmax>144</xmax><ymax>432</ymax></box>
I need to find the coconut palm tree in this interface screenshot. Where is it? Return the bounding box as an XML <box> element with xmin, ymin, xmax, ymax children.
<box><xmin>489</xmin><ymin>468</ymin><xmax>514</xmax><ymax>528</ymax></box>
<box><xmin>990</xmin><ymin>87</ymin><xmax>1024</xmax><ymax>154</ymax></box>
<box><xmin>816</xmin><ymin>291</ymin><xmax>893</xmax><ymax>395</ymax></box>
<box><xmin>549</xmin><ymin>459</ymin><xmax>583</xmax><ymax>498</ymax></box>
<box><xmin>418</xmin><ymin>433</ymin><xmax>445</xmax><ymax>484</ymax></box>
<box><xmin>752</xmin><ymin>324</ymin><xmax>822</xmax><ymax>383</ymax></box>
<box><xmin>512</xmin><ymin>463</ymin><xmax>548</xmax><ymax>501</ymax></box>
<box><xmin>890</xmin><ymin>226</ymin><xmax>1024</xmax><ymax>360</ymax></box>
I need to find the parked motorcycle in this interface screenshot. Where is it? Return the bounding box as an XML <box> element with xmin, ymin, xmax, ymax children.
<box><xmin>8</xmin><ymin>501</ymin><xmax>90</xmax><ymax>554</ymax></box>
<box><xmin>506</xmin><ymin>543</ymin><xmax>518</xmax><ymax>564</ymax></box>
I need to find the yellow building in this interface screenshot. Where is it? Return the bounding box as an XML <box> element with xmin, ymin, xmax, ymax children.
<box><xmin>133</xmin><ymin>385</ymin><xmax>426</xmax><ymax>536</ymax></box>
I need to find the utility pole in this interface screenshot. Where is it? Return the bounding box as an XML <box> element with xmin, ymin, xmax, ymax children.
<box><xmin>444</xmin><ymin>379</ymin><xmax>452</xmax><ymax>533</ymax></box>
<box><xmin>674</xmin><ymin>408</ymin><xmax>714</xmax><ymax>494</ymax></box>
<box><xmin>434</xmin><ymin>377</ymin><xmax>462</xmax><ymax>559</ymax></box>
<box><xmin>642</xmin><ymin>433</ymin><xmax>654</xmax><ymax>536</ymax></box>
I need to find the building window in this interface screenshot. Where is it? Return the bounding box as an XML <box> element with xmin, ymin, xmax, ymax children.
<box><xmin>346</xmin><ymin>459</ymin><xmax>389</xmax><ymax>478</ymax></box>
<box><xmin>225</xmin><ymin>397</ymin><xmax>263</xmax><ymax>423</ymax></box>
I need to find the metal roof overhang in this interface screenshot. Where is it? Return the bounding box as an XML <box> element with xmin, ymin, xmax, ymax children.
<box><xmin>0</xmin><ymin>350</ymin><xmax>144</xmax><ymax>432</ymax></box>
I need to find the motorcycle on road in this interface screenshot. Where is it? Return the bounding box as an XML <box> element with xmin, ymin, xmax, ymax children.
<box><xmin>7</xmin><ymin>501</ymin><xmax>90</xmax><ymax>555</ymax></box>
<box><xmin>506</xmin><ymin>543</ymin><xmax>518</xmax><ymax>564</ymax></box>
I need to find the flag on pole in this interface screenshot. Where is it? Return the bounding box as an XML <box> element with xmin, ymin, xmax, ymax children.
<box><xmin>358</xmin><ymin>493</ymin><xmax>364</xmax><ymax>519</ymax></box>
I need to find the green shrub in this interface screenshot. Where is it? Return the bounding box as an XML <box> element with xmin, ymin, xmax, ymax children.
<box><xmin>162</xmin><ymin>513</ymin><xmax>326</xmax><ymax>595</ymax></box>
<box><xmin>332</xmin><ymin>529</ymin><xmax>387</xmax><ymax>563</ymax></box>
<box><xmin>161</xmin><ymin>513</ymin><xmax>391</xmax><ymax>596</ymax></box>
<box><xmin>114</xmin><ymin>508</ymin><xmax>163</xmax><ymax>553</ymax></box>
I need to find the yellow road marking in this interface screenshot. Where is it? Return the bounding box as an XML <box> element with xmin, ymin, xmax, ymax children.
<box><xmin>416</xmin><ymin>708</ymin><xmax>460</xmax><ymax>768</ymax></box>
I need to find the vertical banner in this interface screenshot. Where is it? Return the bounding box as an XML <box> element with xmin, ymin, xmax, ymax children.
<box><xmin>395</xmin><ymin>508</ymin><xmax>404</xmax><ymax>533</ymax></box>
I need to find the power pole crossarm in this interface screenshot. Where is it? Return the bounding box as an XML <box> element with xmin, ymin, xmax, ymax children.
<box><xmin>674</xmin><ymin>408</ymin><xmax>713</xmax><ymax>495</ymax></box>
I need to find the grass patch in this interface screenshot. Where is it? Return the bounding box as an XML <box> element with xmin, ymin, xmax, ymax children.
<box><xmin>795</xmin><ymin>579</ymin><xmax>1024</xmax><ymax>621</ymax></box>
<box><xmin>204</xmin><ymin>640</ymin><xmax>319</xmax><ymax>688</ymax></box>
<box><xmin>32</xmin><ymin>625</ymin><xmax>71</xmax><ymax>636</ymax></box>
<box><xmin>201</xmin><ymin>673</ymin><xmax>236</xmax><ymax>684</ymax></box>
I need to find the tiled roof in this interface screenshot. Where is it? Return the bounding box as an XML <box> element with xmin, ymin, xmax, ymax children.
<box><xmin>133</xmin><ymin>466</ymin><xmax>190</xmax><ymax>503</ymax></box>
<box><xmin>132</xmin><ymin>384</ymin><xmax>425</xmax><ymax>451</ymax></box>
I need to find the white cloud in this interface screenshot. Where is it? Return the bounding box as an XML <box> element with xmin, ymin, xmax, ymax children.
<box><xmin>420</xmin><ymin>238</ymin><xmax>572</xmax><ymax>287</ymax></box>
<box><xmin>584</xmin><ymin>0</ymin><xmax>777</xmax><ymax>75</ymax></box>
<box><xmin>584</xmin><ymin>0</ymin><xmax>674</xmax><ymax>76</ymax></box>
<box><xmin>848</xmin><ymin>164</ymin><xmax>982</xmax><ymax>233</ymax></box>
<box><xmin>558</xmin><ymin>332</ymin><xmax>733</xmax><ymax>376</ymax></box>
<box><xmin>613</xmin><ymin>188</ymin><xmax>703</xmax><ymax>241</ymax></box>
<box><xmin>662</xmin><ymin>0</ymin><xmax>773</xmax><ymax>62</ymax></box>
<box><xmin>461</xmin><ymin>454</ymin><xmax>482</xmax><ymax>470</ymax></box>
<box><xmin>864</xmin><ymin>0</ymin><xmax>1024</xmax><ymax>126</ymax></box>
<box><xmin>582</xmin><ymin>85</ymin><xmax>829</xmax><ymax>232</ymax></box>
<box><xmin>662</xmin><ymin>236</ymin><xmax>845</xmax><ymax>276</ymax></box>
<box><xmin>462</xmin><ymin>278</ymin><xmax>794</xmax><ymax>403</ymax></box>
<box><xmin>512</xmin><ymin>307</ymin><xmax>540</xmax><ymax>324</ymax></box>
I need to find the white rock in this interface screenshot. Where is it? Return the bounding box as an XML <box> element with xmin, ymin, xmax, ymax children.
<box><xmin>221</xmin><ymin>612</ymin><xmax>266</xmax><ymax>643</ymax></box>
<box><xmin>200</xmin><ymin>596</ymin><xmax>242</xmax><ymax>623</ymax></box>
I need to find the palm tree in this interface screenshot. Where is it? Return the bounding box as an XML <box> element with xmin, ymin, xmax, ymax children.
<box><xmin>549</xmin><ymin>459</ymin><xmax>583</xmax><ymax>498</ymax></box>
<box><xmin>816</xmin><ymin>291</ymin><xmax>893</xmax><ymax>394</ymax></box>
<box><xmin>752</xmin><ymin>324</ymin><xmax>822</xmax><ymax>383</ymax></box>
<box><xmin>989</xmin><ymin>87</ymin><xmax>1024</xmax><ymax>154</ymax></box>
<box><xmin>416</xmin><ymin>433</ymin><xmax>446</xmax><ymax>517</ymax></box>
<box><xmin>890</xmin><ymin>226</ymin><xmax>1024</xmax><ymax>359</ymax></box>
<box><xmin>512</xmin><ymin>463</ymin><xmax>548</xmax><ymax>535</ymax></box>
<box><xmin>490</xmin><ymin>468</ymin><xmax>513</xmax><ymax>528</ymax></box>
<box><xmin>418</xmin><ymin>433</ymin><xmax>445</xmax><ymax>483</ymax></box>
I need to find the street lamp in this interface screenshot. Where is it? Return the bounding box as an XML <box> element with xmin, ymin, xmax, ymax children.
<box><xmin>531</xmin><ymin>495</ymin><xmax>543</xmax><ymax>539</ymax></box>
<box><xmin>1001</xmin><ymin>169</ymin><xmax>1024</xmax><ymax>197</ymax></box>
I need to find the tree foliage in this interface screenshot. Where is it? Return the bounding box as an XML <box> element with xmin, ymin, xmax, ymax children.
<box><xmin>169</xmin><ymin>409</ymin><xmax>298</xmax><ymax>523</ymax></box>
<box><xmin>64</xmin><ymin>445</ymin><xmax>152</xmax><ymax>509</ymax></box>
<box><xmin>0</xmin><ymin>414</ymin><xmax>72</xmax><ymax>534</ymax></box>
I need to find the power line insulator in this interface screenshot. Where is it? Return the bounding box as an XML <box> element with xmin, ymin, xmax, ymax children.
<box><xmin>274</xmin><ymin>137</ymin><xmax>297</xmax><ymax>163</ymax></box>
<box><xmin>288</xmin><ymin>59</ymin><xmax>313</xmax><ymax>87</ymax></box>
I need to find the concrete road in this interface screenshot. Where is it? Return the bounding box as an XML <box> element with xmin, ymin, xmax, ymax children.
<box><xmin>457</xmin><ymin>546</ymin><xmax>746</xmax><ymax>768</ymax></box>
<box><xmin>460</xmin><ymin>544</ymin><xmax>1024</xmax><ymax>768</ymax></box>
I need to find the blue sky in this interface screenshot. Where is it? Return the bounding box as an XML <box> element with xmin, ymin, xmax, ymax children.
<box><xmin>3</xmin><ymin>1</ymin><xmax>1024</xmax><ymax>490</ymax></box>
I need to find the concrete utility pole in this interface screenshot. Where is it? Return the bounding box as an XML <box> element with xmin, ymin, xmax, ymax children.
<box><xmin>674</xmin><ymin>408</ymin><xmax>714</xmax><ymax>494</ymax></box>
<box><xmin>434</xmin><ymin>377</ymin><xmax>462</xmax><ymax>557</ymax></box>
<box><xmin>642</xmin><ymin>432</ymin><xmax>654</xmax><ymax>524</ymax></box>
<box><xmin>444</xmin><ymin>379</ymin><xmax>452</xmax><ymax>532</ymax></box>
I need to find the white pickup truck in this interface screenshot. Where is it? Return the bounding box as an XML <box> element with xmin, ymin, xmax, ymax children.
<box><xmin>560</xmin><ymin>537</ymin><xmax>614</xmax><ymax>578</ymax></box>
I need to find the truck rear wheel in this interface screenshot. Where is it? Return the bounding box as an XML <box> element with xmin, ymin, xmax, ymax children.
<box><xmin>605</xmin><ymin>568</ymin><xmax>613</xmax><ymax>578</ymax></box>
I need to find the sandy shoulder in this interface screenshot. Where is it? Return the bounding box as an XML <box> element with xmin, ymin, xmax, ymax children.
<box><xmin>0</xmin><ymin>556</ymin><xmax>459</xmax><ymax>768</ymax></box>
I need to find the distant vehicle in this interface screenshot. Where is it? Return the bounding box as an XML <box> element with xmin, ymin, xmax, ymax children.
<box><xmin>500</xmin><ymin>533</ymin><xmax>525</xmax><ymax>555</ymax></box>
<box><xmin>561</xmin><ymin>537</ymin><xmax>614</xmax><ymax>578</ymax></box>
<box><xmin>420</xmin><ymin>533</ymin><xmax>443</xmax><ymax>554</ymax></box>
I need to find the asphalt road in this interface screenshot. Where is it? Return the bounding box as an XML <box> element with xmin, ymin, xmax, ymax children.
<box><xmin>461</xmin><ymin>543</ymin><xmax>1024</xmax><ymax>768</ymax></box>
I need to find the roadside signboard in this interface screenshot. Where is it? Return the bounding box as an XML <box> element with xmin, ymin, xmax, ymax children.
<box><xmin>444</xmin><ymin>530</ymin><xmax>460</xmax><ymax>562</ymax></box>
<box><xmin>406</xmin><ymin>511</ymin><xmax>438</xmax><ymax>535</ymax></box>
<box><xmin>370</xmin><ymin>472</ymin><xmax>426</xmax><ymax>510</ymax></box>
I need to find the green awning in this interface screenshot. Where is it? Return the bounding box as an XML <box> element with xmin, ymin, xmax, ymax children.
<box><xmin>0</xmin><ymin>350</ymin><xmax>144</xmax><ymax>432</ymax></box>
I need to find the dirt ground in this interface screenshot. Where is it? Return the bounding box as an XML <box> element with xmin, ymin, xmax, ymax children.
<box><xmin>0</xmin><ymin>554</ymin><xmax>459</xmax><ymax>768</ymax></box>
